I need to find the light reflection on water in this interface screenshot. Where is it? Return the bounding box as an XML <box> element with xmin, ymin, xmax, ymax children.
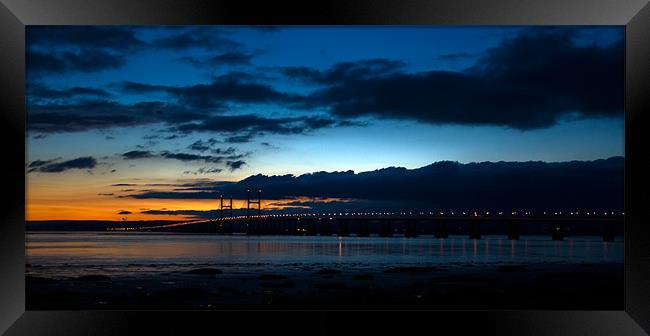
<box><xmin>26</xmin><ymin>232</ymin><xmax>623</xmax><ymax>267</ymax></box>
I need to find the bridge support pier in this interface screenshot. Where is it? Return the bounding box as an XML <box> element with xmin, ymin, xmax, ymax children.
<box><xmin>551</xmin><ymin>225</ymin><xmax>564</xmax><ymax>241</ymax></box>
<box><xmin>319</xmin><ymin>219</ymin><xmax>333</xmax><ymax>236</ymax></box>
<box><xmin>357</xmin><ymin>220</ymin><xmax>370</xmax><ymax>237</ymax></box>
<box><xmin>404</xmin><ymin>219</ymin><xmax>418</xmax><ymax>238</ymax></box>
<box><xmin>603</xmin><ymin>222</ymin><xmax>615</xmax><ymax>242</ymax></box>
<box><xmin>289</xmin><ymin>220</ymin><xmax>299</xmax><ymax>235</ymax></box>
<box><xmin>468</xmin><ymin>222</ymin><xmax>481</xmax><ymax>239</ymax></box>
<box><xmin>379</xmin><ymin>219</ymin><xmax>393</xmax><ymax>237</ymax></box>
<box><xmin>337</xmin><ymin>220</ymin><xmax>350</xmax><ymax>237</ymax></box>
<box><xmin>507</xmin><ymin>221</ymin><xmax>520</xmax><ymax>240</ymax></box>
<box><xmin>305</xmin><ymin>221</ymin><xmax>317</xmax><ymax>236</ymax></box>
<box><xmin>434</xmin><ymin>220</ymin><xmax>448</xmax><ymax>238</ymax></box>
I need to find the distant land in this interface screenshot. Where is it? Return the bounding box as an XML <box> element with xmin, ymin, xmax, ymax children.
<box><xmin>26</xmin><ymin>220</ymin><xmax>183</xmax><ymax>231</ymax></box>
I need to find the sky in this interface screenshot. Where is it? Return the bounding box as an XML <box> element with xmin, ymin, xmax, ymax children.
<box><xmin>25</xmin><ymin>26</ymin><xmax>625</xmax><ymax>221</ymax></box>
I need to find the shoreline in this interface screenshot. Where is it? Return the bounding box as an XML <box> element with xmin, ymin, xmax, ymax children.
<box><xmin>26</xmin><ymin>261</ymin><xmax>623</xmax><ymax>310</ymax></box>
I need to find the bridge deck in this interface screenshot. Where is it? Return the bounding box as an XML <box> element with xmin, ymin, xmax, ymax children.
<box><xmin>135</xmin><ymin>213</ymin><xmax>623</xmax><ymax>235</ymax></box>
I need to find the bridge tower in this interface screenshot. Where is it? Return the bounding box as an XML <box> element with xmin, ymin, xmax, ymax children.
<box><xmin>220</xmin><ymin>195</ymin><xmax>233</xmax><ymax>218</ymax></box>
<box><xmin>247</xmin><ymin>188</ymin><xmax>262</xmax><ymax>218</ymax></box>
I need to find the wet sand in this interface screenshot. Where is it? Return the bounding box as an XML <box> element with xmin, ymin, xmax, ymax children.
<box><xmin>26</xmin><ymin>262</ymin><xmax>622</xmax><ymax>310</ymax></box>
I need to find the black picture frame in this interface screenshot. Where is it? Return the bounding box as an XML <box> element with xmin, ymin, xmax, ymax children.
<box><xmin>1</xmin><ymin>0</ymin><xmax>649</xmax><ymax>334</ymax></box>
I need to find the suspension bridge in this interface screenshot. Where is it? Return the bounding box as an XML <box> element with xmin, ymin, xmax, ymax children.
<box><xmin>134</xmin><ymin>188</ymin><xmax>623</xmax><ymax>241</ymax></box>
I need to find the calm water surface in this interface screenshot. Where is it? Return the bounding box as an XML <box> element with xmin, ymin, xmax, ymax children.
<box><xmin>26</xmin><ymin>232</ymin><xmax>623</xmax><ymax>277</ymax></box>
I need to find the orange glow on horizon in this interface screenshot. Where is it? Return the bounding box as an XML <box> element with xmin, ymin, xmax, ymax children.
<box><xmin>26</xmin><ymin>174</ymin><xmax>351</xmax><ymax>221</ymax></box>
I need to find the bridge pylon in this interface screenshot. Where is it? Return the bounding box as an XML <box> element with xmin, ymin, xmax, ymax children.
<box><xmin>247</xmin><ymin>188</ymin><xmax>262</xmax><ymax>218</ymax></box>
<box><xmin>220</xmin><ymin>195</ymin><xmax>233</xmax><ymax>218</ymax></box>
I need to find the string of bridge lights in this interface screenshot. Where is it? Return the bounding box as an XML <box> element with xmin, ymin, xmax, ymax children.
<box><xmin>212</xmin><ymin>210</ymin><xmax>624</xmax><ymax>221</ymax></box>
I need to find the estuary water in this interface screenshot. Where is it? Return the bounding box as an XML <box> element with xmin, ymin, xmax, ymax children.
<box><xmin>26</xmin><ymin>232</ymin><xmax>623</xmax><ymax>279</ymax></box>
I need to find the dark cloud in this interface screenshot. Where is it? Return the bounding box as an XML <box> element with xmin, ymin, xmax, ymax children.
<box><xmin>303</xmin><ymin>117</ymin><xmax>337</xmax><ymax>129</ymax></box>
<box><xmin>135</xmin><ymin>140</ymin><xmax>158</xmax><ymax>149</ymax></box>
<box><xmin>26</xmin><ymin>27</ymin><xmax>242</xmax><ymax>76</ymax></box>
<box><xmin>125</xmin><ymin>157</ymin><xmax>624</xmax><ymax>211</ymax></box>
<box><xmin>174</xmin><ymin>114</ymin><xmax>342</xmax><ymax>136</ymax></box>
<box><xmin>26</xmin><ymin>27</ymin><xmax>143</xmax><ymax>75</ymax></box>
<box><xmin>226</xmin><ymin>160</ymin><xmax>247</xmax><ymax>171</ymax></box>
<box><xmin>27</xmin><ymin>100</ymin><xmax>202</xmax><ymax>133</ymax></box>
<box><xmin>140</xmin><ymin>209</ymin><xmax>220</xmax><ymax>218</ymax></box>
<box><xmin>208</xmin><ymin>51</ymin><xmax>254</xmax><ymax>65</ymax></box>
<box><xmin>150</xmin><ymin>28</ymin><xmax>241</xmax><ymax>51</ymax></box>
<box><xmin>28</xmin><ymin>156</ymin><xmax>97</xmax><ymax>173</ymax></box>
<box><xmin>181</xmin><ymin>52</ymin><xmax>255</xmax><ymax>67</ymax></box>
<box><xmin>183</xmin><ymin>167</ymin><xmax>224</xmax><ymax>175</ymax></box>
<box><xmin>118</xmin><ymin>76</ymin><xmax>302</xmax><ymax>109</ymax></box>
<box><xmin>122</xmin><ymin>151</ymin><xmax>155</xmax><ymax>159</ymax></box>
<box><xmin>117</xmin><ymin>210</ymin><xmax>132</xmax><ymax>215</ymax></box>
<box><xmin>224</xmin><ymin>134</ymin><xmax>255</xmax><ymax>143</ymax></box>
<box><xmin>111</xmin><ymin>183</ymin><xmax>137</xmax><ymax>187</ymax></box>
<box><xmin>27</xmin><ymin>158</ymin><xmax>60</xmax><ymax>168</ymax></box>
<box><xmin>129</xmin><ymin>191</ymin><xmax>221</xmax><ymax>199</ymax></box>
<box><xmin>27</xmin><ymin>49</ymin><xmax>126</xmax><ymax>75</ymax></box>
<box><xmin>27</xmin><ymin>84</ymin><xmax>112</xmax><ymax>100</ymax></box>
<box><xmin>121</xmin><ymin>149</ymin><xmax>246</xmax><ymax>165</ymax></box>
<box><xmin>27</xmin><ymin>26</ymin><xmax>144</xmax><ymax>51</ymax></box>
<box><xmin>26</xmin><ymin>28</ymin><xmax>622</xmax><ymax>138</ymax></box>
<box><xmin>160</xmin><ymin>152</ymin><xmax>226</xmax><ymax>163</ymax></box>
<box><xmin>211</xmin><ymin>147</ymin><xmax>236</xmax><ymax>155</ymax></box>
<box><xmin>188</xmin><ymin>138</ymin><xmax>220</xmax><ymax>152</ymax></box>
<box><xmin>301</xmin><ymin>29</ymin><xmax>623</xmax><ymax>130</ymax></box>
<box><xmin>436</xmin><ymin>52</ymin><xmax>473</xmax><ymax>61</ymax></box>
<box><xmin>281</xmin><ymin>58</ymin><xmax>406</xmax><ymax>84</ymax></box>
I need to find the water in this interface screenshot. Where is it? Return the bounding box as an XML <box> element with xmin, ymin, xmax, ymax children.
<box><xmin>26</xmin><ymin>232</ymin><xmax>623</xmax><ymax>279</ymax></box>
